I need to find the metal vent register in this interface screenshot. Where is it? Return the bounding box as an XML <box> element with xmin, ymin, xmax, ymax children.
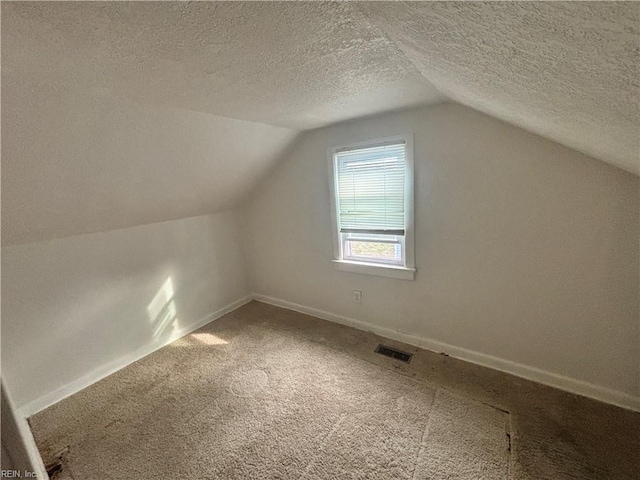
<box><xmin>375</xmin><ymin>344</ymin><xmax>413</xmax><ymax>363</ymax></box>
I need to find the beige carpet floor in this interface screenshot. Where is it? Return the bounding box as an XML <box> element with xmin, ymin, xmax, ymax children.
<box><xmin>30</xmin><ymin>301</ymin><xmax>639</xmax><ymax>479</ymax></box>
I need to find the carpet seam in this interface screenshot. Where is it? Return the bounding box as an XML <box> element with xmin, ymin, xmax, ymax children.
<box><xmin>299</xmin><ymin>413</ymin><xmax>347</xmax><ymax>479</ymax></box>
<box><xmin>410</xmin><ymin>387</ymin><xmax>439</xmax><ymax>480</ymax></box>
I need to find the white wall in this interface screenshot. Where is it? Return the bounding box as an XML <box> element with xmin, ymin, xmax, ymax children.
<box><xmin>2</xmin><ymin>101</ymin><xmax>638</xmax><ymax>414</ymax></box>
<box><xmin>1</xmin><ymin>381</ymin><xmax>47</xmax><ymax>478</ymax></box>
<box><xmin>2</xmin><ymin>95</ymin><xmax>297</xmax><ymax>246</ymax></box>
<box><xmin>243</xmin><ymin>103</ymin><xmax>640</xmax><ymax>406</ymax></box>
<box><xmin>2</xmin><ymin>211</ymin><xmax>250</xmax><ymax>411</ymax></box>
<box><xmin>2</xmin><ymin>382</ymin><xmax>33</xmax><ymax>471</ymax></box>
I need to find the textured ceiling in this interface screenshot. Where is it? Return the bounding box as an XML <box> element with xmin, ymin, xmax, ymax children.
<box><xmin>2</xmin><ymin>1</ymin><xmax>443</xmax><ymax>244</ymax></box>
<box><xmin>2</xmin><ymin>1</ymin><xmax>443</xmax><ymax>130</ymax></box>
<box><xmin>2</xmin><ymin>1</ymin><xmax>638</xmax><ymax>244</ymax></box>
<box><xmin>359</xmin><ymin>1</ymin><xmax>640</xmax><ymax>174</ymax></box>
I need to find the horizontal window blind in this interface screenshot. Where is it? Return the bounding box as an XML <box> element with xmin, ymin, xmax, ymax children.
<box><xmin>336</xmin><ymin>141</ymin><xmax>406</xmax><ymax>235</ymax></box>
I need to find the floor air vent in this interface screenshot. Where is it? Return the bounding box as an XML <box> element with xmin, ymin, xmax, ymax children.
<box><xmin>375</xmin><ymin>344</ymin><xmax>413</xmax><ymax>363</ymax></box>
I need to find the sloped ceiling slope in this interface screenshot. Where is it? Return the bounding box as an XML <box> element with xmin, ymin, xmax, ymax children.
<box><xmin>1</xmin><ymin>96</ymin><xmax>298</xmax><ymax>246</ymax></box>
<box><xmin>2</xmin><ymin>2</ymin><xmax>638</xmax><ymax>246</ymax></box>
<box><xmin>3</xmin><ymin>1</ymin><xmax>443</xmax><ymax>130</ymax></box>
<box><xmin>359</xmin><ymin>1</ymin><xmax>640</xmax><ymax>174</ymax></box>
<box><xmin>2</xmin><ymin>1</ymin><xmax>444</xmax><ymax>245</ymax></box>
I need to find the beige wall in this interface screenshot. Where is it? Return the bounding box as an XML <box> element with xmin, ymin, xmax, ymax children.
<box><xmin>244</xmin><ymin>103</ymin><xmax>640</xmax><ymax>405</ymax></box>
<box><xmin>2</xmin><ymin>211</ymin><xmax>250</xmax><ymax>410</ymax></box>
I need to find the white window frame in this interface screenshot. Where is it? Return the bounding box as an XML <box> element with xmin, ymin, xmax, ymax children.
<box><xmin>328</xmin><ymin>134</ymin><xmax>416</xmax><ymax>281</ymax></box>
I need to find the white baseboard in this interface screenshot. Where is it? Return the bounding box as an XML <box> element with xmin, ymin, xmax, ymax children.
<box><xmin>18</xmin><ymin>294</ymin><xmax>253</xmax><ymax>419</ymax></box>
<box><xmin>14</xmin><ymin>412</ymin><xmax>50</xmax><ymax>480</ymax></box>
<box><xmin>18</xmin><ymin>291</ymin><xmax>640</xmax><ymax>418</ymax></box>
<box><xmin>253</xmin><ymin>294</ymin><xmax>640</xmax><ymax>413</ymax></box>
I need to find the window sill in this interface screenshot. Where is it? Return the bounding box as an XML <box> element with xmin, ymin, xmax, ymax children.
<box><xmin>333</xmin><ymin>260</ymin><xmax>415</xmax><ymax>281</ymax></box>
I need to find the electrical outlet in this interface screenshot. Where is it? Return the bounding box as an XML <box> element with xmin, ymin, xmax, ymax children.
<box><xmin>352</xmin><ymin>290</ymin><xmax>362</xmax><ymax>304</ymax></box>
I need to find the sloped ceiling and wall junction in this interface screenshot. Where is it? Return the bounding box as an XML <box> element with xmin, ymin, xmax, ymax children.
<box><xmin>359</xmin><ymin>1</ymin><xmax>640</xmax><ymax>175</ymax></box>
<box><xmin>2</xmin><ymin>0</ymin><xmax>638</xmax><ymax>247</ymax></box>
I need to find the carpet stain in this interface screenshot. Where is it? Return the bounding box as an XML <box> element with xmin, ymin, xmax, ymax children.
<box><xmin>44</xmin><ymin>445</ymin><xmax>69</xmax><ymax>480</ymax></box>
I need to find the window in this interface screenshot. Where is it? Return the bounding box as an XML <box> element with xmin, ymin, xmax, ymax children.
<box><xmin>329</xmin><ymin>135</ymin><xmax>415</xmax><ymax>280</ymax></box>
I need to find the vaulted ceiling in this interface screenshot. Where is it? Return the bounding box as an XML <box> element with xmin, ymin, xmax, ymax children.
<box><xmin>2</xmin><ymin>1</ymin><xmax>638</xmax><ymax>245</ymax></box>
<box><xmin>3</xmin><ymin>2</ymin><xmax>443</xmax><ymax>129</ymax></box>
<box><xmin>360</xmin><ymin>1</ymin><xmax>640</xmax><ymax>175</ymax></box>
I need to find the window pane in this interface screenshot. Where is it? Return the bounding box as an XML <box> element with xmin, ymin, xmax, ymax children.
<box><xmin>345</xmin><ymin>241</ymin><xmax>402</xmax><ymax>263</ymax></box>
<box><xmin>345</xmin><ymin>232</ymin><xmax>400</xmax><ymax>242</ymax></box>
<box><xmin>336</xmin><ymin>142</ymin><xmax>406</xmax><ymax>232</ymax></box>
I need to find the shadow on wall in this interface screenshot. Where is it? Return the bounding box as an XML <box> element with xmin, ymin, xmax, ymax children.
<box><xmin>147</xmin><ymin>277</ymin><xmax>180</xmax><ymax>340</ymax></box>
